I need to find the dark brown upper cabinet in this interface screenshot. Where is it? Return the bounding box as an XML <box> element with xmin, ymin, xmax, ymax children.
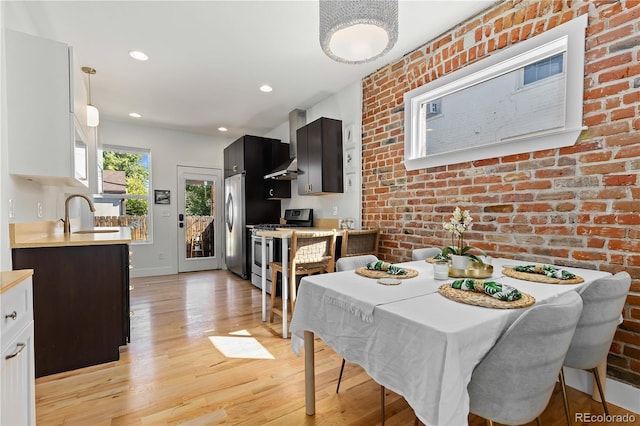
<box><xmin>297</xmin><ymin>117</ymin><xmax>343</xmax><ymax>195</ymax></box>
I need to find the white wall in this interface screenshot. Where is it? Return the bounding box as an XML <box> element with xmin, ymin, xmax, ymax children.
<box><xmin>99</xmin><ymin>120</ymin><xmax>227</xmax><ymax>277</ymax></box>
<box><xmin>264</xmin><ymin>80</ymin><xmax>363</xmax><ymax>228</ymax></box>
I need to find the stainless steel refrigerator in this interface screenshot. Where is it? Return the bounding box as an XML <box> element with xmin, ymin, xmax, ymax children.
<box><xmin>225</xmin><ymin>173</ymin><xmax>246</xmax><ymax>278</ymax></box>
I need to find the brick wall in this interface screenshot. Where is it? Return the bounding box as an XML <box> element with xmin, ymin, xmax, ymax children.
<box><xmin>361</xmin><ymin>0</ymin><xmax>640</xmax><ymax>386</ymax></box>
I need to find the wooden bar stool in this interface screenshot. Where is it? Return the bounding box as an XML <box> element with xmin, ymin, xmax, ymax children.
<box><xmin>269</xmin><ymin>230</ymin><xmax>337</xmax><ymax>323</ymax></box>
<box><xmin>341</xmin><ymin>228</ymin><xmax>380</xmax><ymax>258</ymax></box>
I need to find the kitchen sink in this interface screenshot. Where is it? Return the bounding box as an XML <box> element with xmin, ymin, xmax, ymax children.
<box><xmin>73</xmin><ymin>229</ymin><xmax>119</xmax><ymax>234</ymax></box>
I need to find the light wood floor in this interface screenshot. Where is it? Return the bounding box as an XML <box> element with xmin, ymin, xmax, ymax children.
<box><xmin>35</xmin><ymin>270</ymin><xmax>632</xmax><ymax>425</ymax></box>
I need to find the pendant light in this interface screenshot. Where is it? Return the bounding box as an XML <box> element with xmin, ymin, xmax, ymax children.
<box><xmin>319</xmin><ymin>0</ymin><xmax>398</xmax><ymax>64</ymax></box>
<box><xmin>81</xmin><ymin>66</ymin><xmax>100</xmax><ymax>127</ymax></box>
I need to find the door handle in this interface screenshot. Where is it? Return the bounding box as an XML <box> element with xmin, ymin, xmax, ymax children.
<box><xmin>269</xmin><ymin>188</ymin><xmax>274</xmax><ymax>197</ymax></box>
<box><xmin>226</xmin><ymin>194</ymin><xmax>234</xmax><ymax>232</ymax></box>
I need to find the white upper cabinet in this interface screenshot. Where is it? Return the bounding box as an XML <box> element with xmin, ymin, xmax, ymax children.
<box><xmin>5</xmin><ymin>29</ymin><xmax>89</xmax><ymax>187</ymax></box>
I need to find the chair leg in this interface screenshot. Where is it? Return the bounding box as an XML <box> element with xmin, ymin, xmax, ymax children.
<box><xmin>336</xmin><ymin>358</ymin><xmax>346</xmax><ymax>393</ymax></box>
<box><xmin>536</xmin><ymin>417</ymin><xmax>542</xmax><ymax>426</ymax></box>
<box><xmin>486</xmin><ymin>419</ymin><xmax>494</xmax><ymax>426</ymax></box>
<box><xmin>559</xmin><ymin>368</ymin><xmax>572</xmax><ymax>426</ymax></box>
<box><xmin>380</xmin><ymin>385</ymin><xmax>385</xmax><ymax>426</ymax></box>
<box><xmin>591</xmin><ymin>367</ymin><xmax>609</xmax><ymax>416</ymax></box>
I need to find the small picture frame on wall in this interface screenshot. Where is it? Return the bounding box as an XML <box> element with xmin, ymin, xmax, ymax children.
<box><xmin>345</xmin><ymin>172</ymin><xmax>356</xmax><ymax>193</ymax></box>
<box><xmin>344</xmin><ymin>123</ymin><xmax>355</xmax><ymax>148</ymax></box>
<box><xmin>154</xmin><ymin>190</ymin><xmax>170</xmax><ymax>205</ymax></box>
<box><xmin>345</xmin><ymin>147</ymin><xmax>356</xmax><ymax>173</ymax></box>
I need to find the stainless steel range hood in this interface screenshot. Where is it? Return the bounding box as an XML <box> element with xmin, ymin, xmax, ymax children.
<box><xmin>264</xmin><ymin>109</ymin><xmax>306</xmax><ymax>180</ymax></box>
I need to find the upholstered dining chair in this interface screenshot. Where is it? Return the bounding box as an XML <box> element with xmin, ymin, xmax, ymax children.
<box><xmin>558</xmin><ymin>271</ymin><xmax>631</xmax><ymax>425</ymax></box>
<box><xmin>334</xmin><ymin>253</ymin><xmax>388</xmax><ymax>423</ymax></box>
<box><xmin>269</xmin><ymin>230</ymin><xmax>337</xmax><ymax>324</ymax></box>
<box><xmin>466</xmin><ymin>291</ymin><xmax>584</xmax><ymax>426</ymax></box>
<box><xmin>341</xmin><ymin>228</ymin><xmax>380</xmax><ymax>258</ymax></box>
<box><xmin>411</xmin><ymin>247</ymin><xmax>441</xmax><ymax>261</ymax></box>
<box><xmin>335</xmin><ymin>254</ymin><xmax>379</xmax><ymax>394</ymax></box>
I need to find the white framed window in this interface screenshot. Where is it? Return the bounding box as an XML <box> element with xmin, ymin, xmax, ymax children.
<box><xmin>94</xmin><ymin>145</ymin><xmax>152</xmax><ymax>244</ymax></box>
<box><xmin>403</xmin><ymin>14</ymin><xmax>587</xmax><ymax>170</ymax></box>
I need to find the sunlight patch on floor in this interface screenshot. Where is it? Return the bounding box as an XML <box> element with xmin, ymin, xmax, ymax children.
<box><xmin>208</xmin><ymin>330</ymin><xmax>274</xmax><ymax>359</ymax></box>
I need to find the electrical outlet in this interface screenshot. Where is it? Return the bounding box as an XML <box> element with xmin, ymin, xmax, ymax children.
<box><xmin>158</xmin><ymin>252</ymin><xmax>166</xmax><ymax>260</ymax></box>
<box><xmin>37</xmin><ymin>202</ymin><xmax>43</xmax><ymax>218</ymax></box>
<box><xmin>8</xmin><ymin>199</ymin><xmax>15</xmax><ymax>219</ymax></box>
<box><xmin>332</xmin><ymin>206</ymin><xmax>338</xmax><ymax>216</ymax></box>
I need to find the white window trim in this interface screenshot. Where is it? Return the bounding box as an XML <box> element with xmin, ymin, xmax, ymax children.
<box><xmin>403</xmin><ymin>14</ymin><xmax>587</xmax><ymax>171</ymax></box>
<box><xmin>97</xmin><ymin>144</ymin><xmax>153</xmax><ymax>244</ymax></box>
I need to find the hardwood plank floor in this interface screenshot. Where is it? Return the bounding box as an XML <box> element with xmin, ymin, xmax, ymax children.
<box><xmin>35</xmin><ymin>270</ymin><xmax>633</xmax><ymax>425</ymax></box>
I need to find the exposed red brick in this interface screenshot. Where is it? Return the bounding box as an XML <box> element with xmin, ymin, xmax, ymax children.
<box><xmin>611</xmin><ymin>107</ymin><xmax>636</xmax><ymax>121</ymax></box>
<box><xmin>603</xmin><ymin>174</ymin><xmax>637</xmax><ymax>186</ymax></box>
<box><xmin>361</xmin><ymin>0</ymin><xmax>640</xmax><ymax>382</ymax></box>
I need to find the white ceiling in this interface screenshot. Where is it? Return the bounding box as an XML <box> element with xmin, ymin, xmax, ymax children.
<box><xmin>5</xmin><ymin>0</ymin><xmax>495</xmax><ymax>142</ymax></box>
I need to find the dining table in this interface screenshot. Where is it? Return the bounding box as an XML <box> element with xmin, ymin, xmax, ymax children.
<box><xmin>289</xmin><ymin>258</ymin><xmax>611</xmax><ymax>426</ymax></box>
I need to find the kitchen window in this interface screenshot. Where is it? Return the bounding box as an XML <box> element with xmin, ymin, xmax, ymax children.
<box><xmin>94</xmin><ymin>145</ymin><xmax>152</xmax><ymax>243</ymax></box>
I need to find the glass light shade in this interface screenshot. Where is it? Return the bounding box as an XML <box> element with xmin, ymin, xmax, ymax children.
<box><xmin>319</xmin><ymin>0</ymin><xmax>398</xmax><ymax>64</ymax></box>
<box><xmin>87</xmin><ymin>104</ymin><xmax>100</xmax><ymax>127</ymax></box>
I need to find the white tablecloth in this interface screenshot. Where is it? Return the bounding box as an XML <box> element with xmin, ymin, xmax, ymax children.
<box><xmin>290</xmin><ymin>258</ymin><xmax>610</xmax><ymax>426</ymax></box>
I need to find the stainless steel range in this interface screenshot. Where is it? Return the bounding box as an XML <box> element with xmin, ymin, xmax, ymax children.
<box><xmin>250</xmin><ymin>208</ymin><xmax>313</xmax><ymax>293</ymax></box>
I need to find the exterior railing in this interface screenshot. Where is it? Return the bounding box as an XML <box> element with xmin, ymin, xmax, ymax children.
<box><xmin>94</xmin><ymin>215</ymin><xmax>214</xmax><ymax>250</ymax></box>
<box><xmin>94</xmin><ymin>215</ymin><xmax>149</xmax><ymax>241</ymax></box>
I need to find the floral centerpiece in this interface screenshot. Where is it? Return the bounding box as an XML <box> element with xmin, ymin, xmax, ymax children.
<box><xmin>441</xmin><ymin>206</ymin><xmax>485</xmax><ymax>269</ymax></box>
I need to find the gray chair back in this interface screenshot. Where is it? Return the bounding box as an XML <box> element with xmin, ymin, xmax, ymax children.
<box><xmin>564</xmin><ymin>271</ymin><xmax>631</xmax><ymax>370</ymax></box>
<box><xmin>336</xmin><ymin>254</ymin><xmax>378</xmax><ymax>272</ymax></box>
<box><xmin>411</xmin><ymin>247</ymin><xmax>441</xmax><ymax>261</ymax></box>
<box><xmin>468</xmin><ymin>291</ymin><xmax>583</xmax><ymax>425</ymax></box>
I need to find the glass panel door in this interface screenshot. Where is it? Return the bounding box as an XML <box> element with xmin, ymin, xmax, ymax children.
<box><xmin>177</xmin><ymin>166</ymin><xmax>222</xmax><ymax>272</ymax></box>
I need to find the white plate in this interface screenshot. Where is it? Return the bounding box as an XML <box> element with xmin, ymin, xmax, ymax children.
<box><xmin>378</xmin><ymin>278</ymin><xmax>401</xmax><ymax>286</ymax></box>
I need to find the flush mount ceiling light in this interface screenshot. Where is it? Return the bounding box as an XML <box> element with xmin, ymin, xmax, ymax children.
<box><xmin>218</xmin><ymin>127</ymin><xmax>228</xmax><ymax>132</ymax></box>
<box><xmin>259</xmin><ymin>84</ymin><xmax>273</xmax><ymax>93</ymax></box>
<box><xmin>319</xmin><ymin>0</ymin><xmax>398</xmax><ymax>64</ymax></box>
<box><xmin>81</xmin><ymin>66</ymin><xmax>99</xmax><ymax>127</ymax></box>
<box><xmin>129</xmin><ymin>112</ymin><xmax>142</xmax><ymax>118</ymax></box>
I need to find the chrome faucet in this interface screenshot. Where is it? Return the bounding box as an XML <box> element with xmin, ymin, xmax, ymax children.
<box><xmin>64</xmin><ymin>194</ymin><xmax>96</xmax><ymax>234</ymax></box>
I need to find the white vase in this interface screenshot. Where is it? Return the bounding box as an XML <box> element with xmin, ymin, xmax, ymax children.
<box><xmin>451</xmin><ymin>254</ymin><xmax>470</xmax><ymax>270</ymax></box>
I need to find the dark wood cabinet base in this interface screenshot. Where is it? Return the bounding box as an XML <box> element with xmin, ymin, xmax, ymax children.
<box><xmin>12</xmin><ymin>244</ymin><xmax>130</xmax><ymax>378</ymax></box>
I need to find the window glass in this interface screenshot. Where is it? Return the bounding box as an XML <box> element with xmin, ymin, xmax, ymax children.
<box><xmin>94</xmin><ymin>146</ymin><xmax>151</xmax><ymax>243</ymax></box>
<box><xmin>523</xmin><ymin>52</ymin><xmax>564</xmax><ymax>85</ymax></box>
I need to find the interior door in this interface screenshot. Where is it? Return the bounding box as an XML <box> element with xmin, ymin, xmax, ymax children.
<box><xmin>177</xmin><ymin>166</ymin><xmax>222</xmax><ymax>272</ymax></box>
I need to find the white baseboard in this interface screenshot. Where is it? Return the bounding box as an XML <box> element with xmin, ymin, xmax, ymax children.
<box><xmin>130</xmin><ymin>266</ymin><xmax>174</xmax><ymax>278</ymax></box>
<box><xmin>563</xmin><ymin>367</ymin><xmax>640</xmax><ymax>414</ymax></box>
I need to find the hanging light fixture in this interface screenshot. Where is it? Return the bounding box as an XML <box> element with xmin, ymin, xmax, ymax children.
<box><xmin>319</xmin><ymin>0</ymin><xmax>398</xmax><ymax>64</ymax></box>
<box><xmin>81</xmin><ymin>66</ymin><xmax>100</xmax><ymax>127</ymax></box>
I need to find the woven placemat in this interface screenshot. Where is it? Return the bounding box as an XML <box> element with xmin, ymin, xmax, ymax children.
<box><xmin>502</xmin><ymin>268</ymin><xmax>584</xmax><ymax>284</ymax></box>
<box><xmin>438</xmin><ymin>284</ymin><xmax>535</xmax><ymax>309</ymax></box>
<box><xmin>355</xmin><ymin>266</ymin><xmax>418</xmax><ymax>279</ymax></box>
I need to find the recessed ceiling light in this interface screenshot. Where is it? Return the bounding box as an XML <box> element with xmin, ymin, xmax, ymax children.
<box><xmin>259</xmin><ymin>85</ymin><xmax>273</xmax><ymax>93</ymax></box>
<box><xmin>218</xmin><ymin>127</ymin><xmax>228</xmax><ymax>132</ymax></box>
<box><xmin>129</xmin><ymin>112</ymin><xmax>142</xmax><ymax>118</ymax></box>
<box><xmin>129</xmin><ymin>50</ymin><xmax>149</xmax><ymax>61</ymax></box>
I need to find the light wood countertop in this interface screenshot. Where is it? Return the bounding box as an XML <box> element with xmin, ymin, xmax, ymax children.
<box><xmin>9</xmin><ymin>221</ymin><xmax>132</xmax><ymax>249</ymax></box>
<box><xmin>1</xmin><ymin>269</ymin><xmax>34</xmax><ymax>295</ymax></box>
<box><xmin>255</xmin><ymin>227</ymin><xmax>340</xmax><ymax>239</ymax></box>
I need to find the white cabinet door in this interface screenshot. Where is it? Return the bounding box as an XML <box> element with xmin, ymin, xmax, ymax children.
<box><xmin>5</xmin><ymin>29</ymin><xmax>87</xmax><ymax>187</ymax></box>
<box><xmin>1</xmin><ymin>322</ymin><xmax>36</xmax><ymax>426</ymax></box>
